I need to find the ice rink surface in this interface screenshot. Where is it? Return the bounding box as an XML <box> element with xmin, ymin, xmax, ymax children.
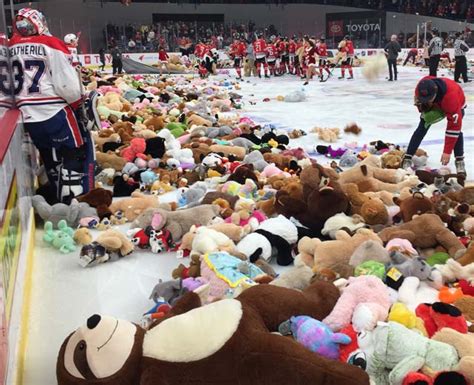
<box><xmin>23</xmin><ymin>66</ymin><xmax>473</xmax><ymax>384</ymax></box>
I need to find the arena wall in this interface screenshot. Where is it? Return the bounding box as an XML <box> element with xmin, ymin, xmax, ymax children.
<box><xmin>6</xmin><ymin>1</ymin><xmax>473</xmax><ymax>52</ymax></box>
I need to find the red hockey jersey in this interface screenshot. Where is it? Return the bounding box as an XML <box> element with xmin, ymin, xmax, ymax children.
<box><xmin>415</xmin><ymin>76</ymin><xmax>466</xmax><ymax>155</ymax></box>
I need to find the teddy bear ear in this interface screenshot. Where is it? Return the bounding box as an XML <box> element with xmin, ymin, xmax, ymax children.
<box><xmin>393</xmin><ymin>197</ymin><xmax>402</xmax><ymax>206</ymax></box>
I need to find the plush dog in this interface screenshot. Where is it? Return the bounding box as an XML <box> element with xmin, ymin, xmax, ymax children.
<box><xmin>57</xmin><ymin>281</ymin><xmax>370</xmax><ymax>385</ymax></box>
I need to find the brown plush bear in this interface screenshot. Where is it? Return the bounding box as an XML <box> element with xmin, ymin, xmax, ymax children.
<box><xmin>275</xmin><ymin>164</ymin><xmax>349</xmax><ymax>236</ymax></box>
<box><xmin>297</xmin><ymin>228</ymin><xmax>382</xmax><ymax>276</ymax></box>
<box><xmin>185</xmin><ymin>142</ymin><xmax>211</xmax><ymax>164</ymax></box>
<box><xmin>56</xmin><ymin>281</ymin><xmax>370</xmax><ymax>385</ymax></box>
<box><xmin>113</xmin><ymin>121</ymin><xmax>134</xmax><ymax>143</ymax></box>
<box><xmin>109</xmin><ymin>191</ymin><xmax>161</xmax><ymax>221</ymax></box>
<box><xmin>201</xmin><ymin>191</ymin><xmax>239</xmax><ymax>209</ymax></box>
<box><xmin>144</xmin><ymin>115</ymin><xmax>165</xmax><ymax>131</ymax></box>
<box><xmin>172</xmin><ymin>254</ymin><xmax>201</xmax><ymax>279</ymax></box>
<box><xmin>77</xmin><ymin>188</ymin><xmax>113</xmax><ymax>219</ymax></box>
<box><xmin>446</xmin><ymin>187</ymin><xmax>474</xmax><ymax>206</ymax></box>
<box><xmin>209</xmin><ymin>144</ymin><xmax>246</xmax><ymax>160</ymax></box>
<box><xmin>343</xmin><ymin>183</ymin><xmax>388</xmax><ymax>225</ymax></box>
<box><xmin>263</xmin><ymin>152</ymin><xmax>293</xmax><ymax>170</ymax></box>
<box><xmin>392</xmin><ymin>192</ymin><xmax>434</xmax><ymax>223</ymax></box>
<box><xmin>95</xmin><ymin>151</ymin><xmax>126</xmax><ymax>171</ymax></box>
<box><xmin>227</xmin><ymin>164</ymin><xmax>259</xmax><ymax>187</ymax></box>
<box><xmin>95</xmin><ymin>229</ymin><xmax>135</xmax><ymax>257</ymax></box>
<box><xmin>92</xmin><ymin>132</ymin><xmax>121</xmax><ymax>152</ymax></box>
<box><xmin>381</xmin><ymin>149</ymin><xmax>404</xmax><ymax>169</ymax></box>
<box><xmin>379</xmin><ymin>213</ymin><xmax>466</xmax><ymax>257</ymax></box>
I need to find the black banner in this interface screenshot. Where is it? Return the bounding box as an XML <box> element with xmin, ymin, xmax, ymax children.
<box><xmin>326</xmin><ymin>11</ymin><xmax>386</xmax><ymax>41</ymax></box>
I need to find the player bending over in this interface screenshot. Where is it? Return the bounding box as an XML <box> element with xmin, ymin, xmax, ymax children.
<box><xmin>402</xmin><ymin>77</ymin><xmax>467</xmax><ymax>178</ymax></box>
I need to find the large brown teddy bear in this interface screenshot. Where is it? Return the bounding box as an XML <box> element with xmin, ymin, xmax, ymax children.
<box><xmin>379</xmin><ymin>213</ymin><xmax>466</xmax><ymax>257</ymax></box>
<box><xmin>338</xmin><ymin>155</ymin><xmax>418</xmax><ymax>193</ymax></box>
<box><xmin>109</xmin><ymin>191</ymin><xmax>160</xmax><ymax>221</ymax></box>
<box><xmin>275</xmin><ymin>163</ymin><xmax>350</xmax><ymax>236</ymax></box>
<box><xmin>56</xmin><ymin>281</ymin><xmax>370</xmax><ymax>385</ymax></box>
<box><xmin>343</xmin><ymin>183</ymin><xmax>388</xmax><ymax>225</ymax></box>
<box><xmin>297</xmin><ymin>228</ymin><xmax>383</xmax><ymax>276</ymax></box>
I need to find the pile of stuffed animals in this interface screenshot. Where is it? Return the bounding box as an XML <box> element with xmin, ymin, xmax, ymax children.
<box><xmin>35</xmin><ymin>73</ymin><xmax>474</xmax><ymax>385</ymax></box>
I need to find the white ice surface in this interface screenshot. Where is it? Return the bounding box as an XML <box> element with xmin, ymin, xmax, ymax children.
<box><xmin>22</xmin><ymin>66</ymin><xmax>473</xmax><ymax>385</ymax></box>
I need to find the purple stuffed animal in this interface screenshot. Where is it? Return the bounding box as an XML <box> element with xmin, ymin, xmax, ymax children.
<box><xmin>283</xmin><ymin>316</ymin><xmax>351</xmax><ymax>360</ymax></box>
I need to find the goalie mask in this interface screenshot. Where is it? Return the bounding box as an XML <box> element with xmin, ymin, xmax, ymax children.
<box><xmin>16</xmin><ymin>8</ymin><xmax>50</xmax><ymax>36</ymax></box>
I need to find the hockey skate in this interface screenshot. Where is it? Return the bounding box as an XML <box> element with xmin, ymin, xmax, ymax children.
<box><xmin>401</xmin><ymin>156</ymin><xmax>412</xmax><ymax>170</ymax></box>
<box><xmin>455</xmin><ymin>158</ymin><xmax>466</xmax><ymax>186</ymax></box>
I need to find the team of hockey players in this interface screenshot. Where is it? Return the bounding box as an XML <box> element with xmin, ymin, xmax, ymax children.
<box><xmin>226</xmin><ymin>33</ymin><xmax>355</xmax><ymax>83</ymax></box>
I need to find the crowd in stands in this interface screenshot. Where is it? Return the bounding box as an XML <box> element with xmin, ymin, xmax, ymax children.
<box><xmin>348</xmin><ymin>0</ymin><xmax>473</xmax><ymax>21</ymax></box>
<box><xmin>104</xmin><ymin>20</ymin><xmax>269</xmax><ymax>52</ymax></box>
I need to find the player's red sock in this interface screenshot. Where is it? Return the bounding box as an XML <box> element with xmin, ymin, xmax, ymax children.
<box><xmin>264</xmin><ymin>64</ymin><xmax>269</xmax><ymax>76</ymax></box>
<box><xmin>236</xmin><ymin>68</ymin><xmax>241</xmax><ymax>78</ymax></box>
<box><xmin>341</xmin><ymin>66</ymin><xmax>346</xmax><ymax>77</ymax></box>
<box><xmin>349</xmin><ymin>67</ymin><xmax>354</xmax><ymax>78</ymax></box>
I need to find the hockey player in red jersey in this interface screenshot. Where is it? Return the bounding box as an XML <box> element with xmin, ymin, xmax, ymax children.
<box><xmin>316</xmin><ymin>36</ymin><xmax>331</xmax><ymax>80</ymax></box>
<box><xmin>278</xmin><ymin>37</ymin><xmax>289</xmax><ymax>74</ymax></box>
<box><xmin>339</xmin><ymin>35</ymin><xmax>354</xmax><ymax>80</ymax></box>
<box><xmin>194</xmin><ymin>39</ymin><xmax>207</xmax><ymax>60</ymax></box>
<box><xmin>253</xmin><ymin>34</ymin><xmax>268</xmax><ymax>78</ymax></box>
<box><xmin>265</xmin><ymin>40</ymin><xmax>279</xmax><ymax>76</ymax></box>
<box><xmin>9</xmin><ymin>8</ymin><xmax>95</xmax><ymax>203</ymax></box>
<box><xmin>229</xmin><ymin>35</ymin><xmax>246</xmax><ymax>79</ymax></box>
<box><xmin>288</xmin><ymin>36</ymin><xmax>297</xmax><ymax>74</ymax></box>
<box><xmin>157</xmin><ymin>45</ymin><xmax>169</xmax><ymax>75</ymax></box>
<box><xmin>303</xmin><ymin>39</ymin><xmax>319</xmax><ymax>85</ymax></box>
<box><xmin>402</xmin><ymin>77</ymin><xmax>467</xmax><ymax>178</ymax></box>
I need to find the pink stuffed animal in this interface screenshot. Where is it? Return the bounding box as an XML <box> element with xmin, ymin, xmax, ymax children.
<box><xmin>323</xmin><ymin>275</ymin><xmax>391</xmax><ymax>332</ymax></box>
<box><xmin>225</xmin><ymin>209</ymin><xmax>267</xmax><ymax>230</ymax></box>
<box><xmin>120</xmin><ymin>138</ymin><xmax>146</xmax><ymax>162</ymax></box>
<box><xmin>385</xmin><ymin>238</ymin><xmax>418</xmax><ymax>256</ymax></box>
<box><xmin>260</xmin><ymin>164</ymin><xmax>290</xmax><ymax>179</ymax></box>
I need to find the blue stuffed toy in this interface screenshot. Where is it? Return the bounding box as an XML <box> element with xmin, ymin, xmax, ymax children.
<box><xmin>279</xmin><ymin>316</ymin><xmax>352</xmax><ymax>360</ymax></box>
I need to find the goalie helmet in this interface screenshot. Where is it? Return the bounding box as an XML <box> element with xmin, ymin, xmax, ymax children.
<box><xmin>16</xmin><ymin>8</ymin><xmax>49</xmax><ymax>36</ymax></box>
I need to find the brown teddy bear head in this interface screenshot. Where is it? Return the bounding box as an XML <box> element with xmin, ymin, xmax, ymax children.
<box><xmin>393</xmin><ymin>192</ymin><xmax>434</xmax><ymax>223</ymax></box>
<box><xmin>227</xmin><ymin>164</ymin><xmax>259</xmax><ymax>187</ymax></box>
<box><xmin>57</xmin><ymin>315</ymin><xmax>145</xmax><ymax>385</ymax></box>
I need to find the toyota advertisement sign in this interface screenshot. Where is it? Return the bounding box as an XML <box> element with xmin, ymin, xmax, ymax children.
<box><xmin>327</xmin><ymin>11</ymin><xmax>386</xmax><ymax>44</ymax></box>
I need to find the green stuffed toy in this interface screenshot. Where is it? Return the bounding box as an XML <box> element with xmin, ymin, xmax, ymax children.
<box><xmin>354</xmin><ymin>261</ymin><xmax>386</xmax><ymax>280</ymax></box>
<box><xmin>43</xmin><ymin>220</ymin><xmax>76</xmax><ymax>254</ymax></box>
<box><xmin>422</xmin><ymin>109</ymin><xmax>445</xmax><ymax>129</ymax></box>
<box><xmin>426</xmin><ymin>252</ymin><xmax>450</xmax><ymax>267</ymax></box>
<box><xmin>165</xmin><ymin>122</ymin><xmax>186</xmax><ymax>138</ymax></box>
<box><xmin>360</xmin><ymin>321</ymin><xmax>459</xmax><ymax>385</ymax></box>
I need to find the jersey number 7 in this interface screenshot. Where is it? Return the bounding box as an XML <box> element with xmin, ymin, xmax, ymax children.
<box><xmin>0</xmin><ymin>59</ymin><xmax>46</xmax><ymax>96</ymax></box>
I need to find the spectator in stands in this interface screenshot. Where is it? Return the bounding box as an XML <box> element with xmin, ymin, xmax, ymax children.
<box><xmin>385</xmin><ymin>34</ymin><xmax>401</xmax><ymax>81</ymax></box>
<box><xmin>128</xmin><ymin>38</ymin><xmax>136</xmax><ymax>51</ymax></box>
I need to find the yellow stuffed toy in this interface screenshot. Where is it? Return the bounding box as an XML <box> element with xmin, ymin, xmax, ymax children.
<box><xmin>388</xmin><ymin>302</ymin><xmax>427</xmax><ymax>336</ymax></box>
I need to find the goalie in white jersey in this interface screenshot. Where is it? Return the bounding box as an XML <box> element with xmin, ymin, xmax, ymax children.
<box><xmin>9</xmin><ymin>8</ymin><xmax>94</xmax><ymax>203</ymax></box>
